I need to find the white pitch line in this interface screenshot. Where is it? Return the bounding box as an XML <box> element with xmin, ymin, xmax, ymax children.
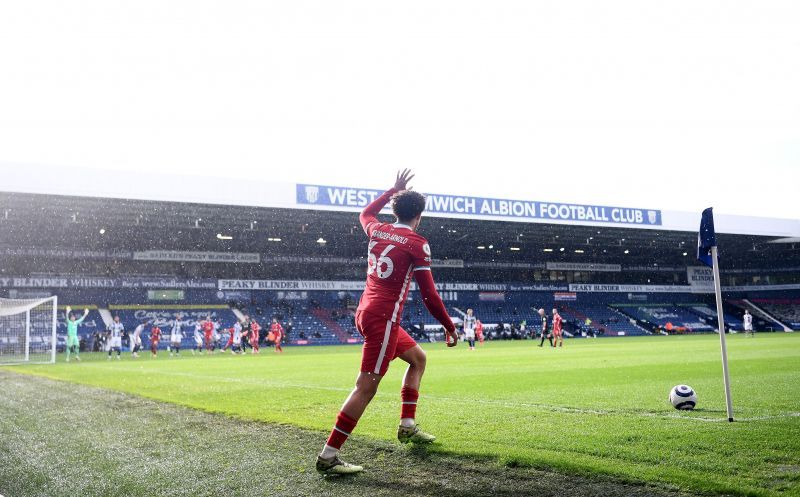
<box><xmin>73</xmin><ymin>363</ymin><xmax>800</xmax><ymax>423</ymax></box>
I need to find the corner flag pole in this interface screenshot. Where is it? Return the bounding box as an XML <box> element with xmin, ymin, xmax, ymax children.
<box><xmin>711</xmin><ymin>245</ymin><xmax>734</xmax><ymax>422</ymax></box>
<box><xmin>698</xmin><ymin>207</ymin><xmax>734</xmax><ymax>422</ymax></box>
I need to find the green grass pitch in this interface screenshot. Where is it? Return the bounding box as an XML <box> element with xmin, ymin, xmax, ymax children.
<box><xmin>4</xmin><ymin>333</ymin><xmax>800</xmax><ymax>496</ymax></box>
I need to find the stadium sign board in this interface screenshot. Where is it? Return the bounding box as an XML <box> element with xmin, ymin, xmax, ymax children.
<box><xmin>219</xmin><ymin>280</ymin><xmax>367</xmax><ymax>291</ymax></box>
<box><xmin>296</xmin><ymin>184</ymin><xmax>663</xmax><ymax>227</ymax></box>
<box><xmin>218</xmin><ymin>280</ymin><xmax>539</xmax><ymax>292</ymax></box>
<box><xmin>1</xmin><ymin>276</ymin><xmax>797</xmax><ymax>293</ymax></box>
<box><xmin>133</xmin><ymin>251</ymin><xmax>260</xmax><ymax>263</ymax></box>
<box><xmin>570</xmin><ymin>284</ymin><xmax>697</xmax><ymax>293</ymax></box>
<box><xmin>569</xmin><ymin>283</ymin><xmax>800</xmax><ymax>293</ymax></box>
<box><xmin>546</xmin><ymin>262</ymin><xmax>621</xmax><ymax>272</ymax></box>
<box><xmin>0</xmin><ymin>276</ymin><xmax>217</xmax><ymax>289</ymax></box>
<box><xmin>686</xmin><ymin>266</ymin><xmax>715</xmax><ymax>292</ymax></box>
<box><xmin>554</xmin><ymin>292</ymin><xmax>578</xmax><ymax>301</ymax></box>
<box><xmin>4</xmin><ymin>165</ymin><xmax>798</xmax><ymax>236</ymax></box>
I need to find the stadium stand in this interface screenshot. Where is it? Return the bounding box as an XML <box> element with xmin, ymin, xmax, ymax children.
<box><xmin>749</xmin><ymin>299</ymin><xmax>800</xmax><ymax>330</ymax></box>
<box><xmin>611</xmin><ymin>304</ymin><xmax>716</xmax><ymax>333</ymax></box>
<box><xmin>8</xmin><ymin>285</ymin><xmax>798</xmax><ymax>349</ymax></box>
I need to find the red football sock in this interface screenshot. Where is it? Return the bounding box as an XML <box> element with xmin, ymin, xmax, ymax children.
<box><xmin>326</xmin><ymin>411</ymin><xmax>359</xmax><ymax>450</ymax></box>
<box><xmin>401</xmin><ymin>386</ymin><xmax>419</xmax><ymax>420</ymax></box>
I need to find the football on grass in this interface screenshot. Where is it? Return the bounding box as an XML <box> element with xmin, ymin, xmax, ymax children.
<box><xmin>669</xmin><ymin>385</ymin><xmax>697</xmax><ymax>410</ymax></box>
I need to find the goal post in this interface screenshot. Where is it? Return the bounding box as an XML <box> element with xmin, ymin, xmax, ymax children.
<box><xmin>0</xmin><ymin>296</ymin><xmax>58</xmax><ymax>365</ymax></box>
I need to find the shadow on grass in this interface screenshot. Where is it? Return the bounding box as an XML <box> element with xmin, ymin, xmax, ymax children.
<box><xmin>318</xmin><ymin>441</ymin><xmax>684</xmax><ymax>497</ymax></box>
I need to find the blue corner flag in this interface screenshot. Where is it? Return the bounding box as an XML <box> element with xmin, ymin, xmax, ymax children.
<box><xmin>697</xmin><ymin>207</ymin><xmax>716</xmax><ymax>268</ymax></box>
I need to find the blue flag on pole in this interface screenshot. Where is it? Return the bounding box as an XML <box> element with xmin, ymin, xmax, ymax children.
<box><xmin>697</xmin><ymin>207</ymin><xmax>716</xmax><ymax>268</ymax></box>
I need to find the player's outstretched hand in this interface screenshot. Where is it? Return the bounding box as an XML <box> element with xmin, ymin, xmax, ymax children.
<box><xmin>66</xmin><ymin>306</ymin><xmax>72</xmax><ymax>313</ymax></box>
<box><xmin>445</xmin><ymin>328</ymin><xmax>458</xmax><ymax>347</ymax></box>
<box><xmin>394</xmin><ymin>169</ymin><xmax>414</xmax><ymax>191</ymax></box>
<box><xmin>84</xmin><ymin>308</ymin><xmax>89</xmax><ymax>315</ymax></box>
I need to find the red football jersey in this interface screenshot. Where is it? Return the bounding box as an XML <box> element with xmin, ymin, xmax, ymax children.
<box><xmin>202</xmin><ymin>320</ymin><xmax>214</xmax><ymax>335</ymax></box>
<box><xmin>553</xmin><ymin>314</ymin><xmax>563</xmax><ymax>333</ymax></box>
<box><xmin>151</xmin><ymin>327</ymin><xmax>162</xmax><ymax>342</ymax></box>
<box><xmin>357</xmin><ymin>222</ymin><xmax>432</xmax><ymax>323</ymax></box>
<box><xmin>270</xmin><ymin>323</ymin><xmax>284</xmax><ymax>339</ymax></box>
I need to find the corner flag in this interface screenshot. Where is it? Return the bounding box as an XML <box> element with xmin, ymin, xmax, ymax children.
<box><xmin>697</xmin><ymin>207</ymin><xmax>716</xmax><ymax>268</ymax></box>
<box><xmin>697</xmin><ymin>207</ymin><xmax>734</xmax><ymax>422</ymax></box>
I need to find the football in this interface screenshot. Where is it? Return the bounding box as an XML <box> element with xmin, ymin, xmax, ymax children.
<box><xmin>669</xmin><ymin>385</ymin><xmax>698</xmax><ymax>410</ymax></box>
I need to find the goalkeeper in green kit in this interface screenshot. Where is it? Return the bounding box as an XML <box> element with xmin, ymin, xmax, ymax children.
<box><xmin>65</xmin><ymin>306</ymin><xmax>89</xmax><ymax>362</ymax></box>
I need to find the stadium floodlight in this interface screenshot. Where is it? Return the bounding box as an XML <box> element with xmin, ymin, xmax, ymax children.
<box><xmin>543</xmin><ymin>248</ymin><xmax>553</xmax><ymax>252</ymax></box>
<box><xmin>216</xmin><ymin>234</ymin><xmax>233</xmax><ymax>240</ymax></box>
<box><xmin>510</xmin><ymin>247</ymin><xmax>520</xmax><ymax>251</ymax></box>
<box><xmin>0</xmin><ymin>296</ymin><xmax>58</xmax><ymax>365</ymax></box>
<box><xmin>477</xmin><ymin>246</ymin><xmax>485</xmax><ymax>249</ymax></box>
<box><xmin>317</xmin><ymin>237</ymin><xmax>327</xmax><ymax>244</ymax></box>
<box><xmin>624</xmin><ymin>249</ymin><xmax>630</xmax><ymax>254</ymax></box>
<box><xmin>575</xmin><ymin>249</ymin><xmax>585</xmax><ymax>254</ymax></box>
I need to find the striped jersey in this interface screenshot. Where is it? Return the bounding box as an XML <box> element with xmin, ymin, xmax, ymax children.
<box><xmin>109</xmin><ymin>322</ymin><xmax>124</xmax><ymax>339</ymax></box>
<box><xmin>463</xmin><ymin>315</ymin><xmax>477</xmax><ymax>330</ymax></box>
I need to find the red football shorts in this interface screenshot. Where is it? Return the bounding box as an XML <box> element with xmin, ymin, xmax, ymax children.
<box><xmin>356</xmin><ymin>310</ymin><xmax>417</xmax><ymax>376</ymax></box>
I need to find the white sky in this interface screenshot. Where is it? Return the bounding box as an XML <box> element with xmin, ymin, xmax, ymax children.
<box><xmin>1</xmin><ymin>1</ymin><xmax>798</xmax><ymax>219</ymax></box>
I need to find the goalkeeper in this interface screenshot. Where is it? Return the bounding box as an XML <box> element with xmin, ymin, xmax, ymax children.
<box><xmin>65</xmin><ymin>306</ymin><xmax>89</xmax><ymax>362</ymax></box>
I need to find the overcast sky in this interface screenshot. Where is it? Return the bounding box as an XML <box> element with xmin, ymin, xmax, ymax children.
<box><xmin>1</xmin><ymin>1</ymin><xmax>798</xmax><ymax>219</ymax></box>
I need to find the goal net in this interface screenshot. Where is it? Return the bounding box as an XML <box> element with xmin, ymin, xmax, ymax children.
<box><xmin>0</xmin><ymin>296</ymin><xmax>58</xmax><ymax>365</ymax></box>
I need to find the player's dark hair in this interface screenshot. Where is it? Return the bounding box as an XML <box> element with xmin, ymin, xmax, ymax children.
<box><xmin>391</xmin><ymin>190</ymin><xmax>426</xmax><ymax>223</ymax></box>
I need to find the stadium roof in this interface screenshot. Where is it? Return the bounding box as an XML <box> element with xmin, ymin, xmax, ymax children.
<box><xmin>1</xmin><ymin>190</ymin><xmax>798</xmax><ymax>272</ymax></box>
<box><xmin>2</xmin><ymin>164</ymin><xmax>799</xmax><ymax>238</ymax></box>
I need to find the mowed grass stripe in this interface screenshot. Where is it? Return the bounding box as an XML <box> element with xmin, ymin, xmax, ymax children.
<box><xmin>54</xmin><ymin>362</ymin><xmax>800</xmax><ymax>423</ymax></box>
<box><xmin>5</xmin><ymin>334</ymin><xmax>800</xmax><ymax>496</ymax></box>
<box><xmin>1</xmin><ymin>371</ymin><xmax>690</xmax><ymax>497</ymax></box>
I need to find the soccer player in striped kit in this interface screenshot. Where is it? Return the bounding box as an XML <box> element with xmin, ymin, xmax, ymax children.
<box><xmin>108</xmin><ymin>315</ymin><xmax>124</xmax><ymax>360</ymax></box>
<box><xmin>192</xmin><ymin>322</ymin><xmax>203</xmax><ymax>355</ymax></box>
<box><xmin>743</xmin><ymin>310</ymin><xmax>754</xmax><ymax>337</ymax></box>
<box><xmin>316</xmin><ymin>170</ymin><xmax>458</xmax><ymax>475</ymax></box>
<box><xmin>169</xmin><ymin>313</ymin><xmax>184</xmax><ymax>357</ymax></box>
<box><xmin>463</xmin><ymin>308</ymin><xmax>477</xmax><ymax>350</ymax></box>
<box><xmin>131</xmin><ymin>320</ymin><xmax>148</xmax><ymax>358</ymax></box>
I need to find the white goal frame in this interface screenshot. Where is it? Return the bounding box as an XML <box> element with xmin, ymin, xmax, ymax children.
<box><xmin>0</xmin><ymin>296</ymin><xmax>58</xmax><ymax>365</ymax></box>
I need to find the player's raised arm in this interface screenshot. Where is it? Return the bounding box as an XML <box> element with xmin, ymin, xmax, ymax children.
<box><xmin>359</xmin><ymin>169</ymin><xmax>414</xmax><ymax>234</ymax></box>
<box><xmin>414</xmin><ymin>268</ymin><xmax>458</xmax><ymax>347</ymax></box>
<box><xmin>74</xmin><ymin>308</ymin><xmax>89</xmax><ymax>325</ymax></box>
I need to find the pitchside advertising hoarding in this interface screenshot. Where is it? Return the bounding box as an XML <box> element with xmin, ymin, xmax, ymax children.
<box><xmin>0</xmin><ymin>276</ymin><xmax>217</xmax><ymax>289</ymax></box>
<box><xmin>1</xmin><ymin>275</ymin><xmax>799</xmax><ymax>293</ymax></box>
<box><xmin>297</xmin><ymin>184</ymin><xmax>663</xmax><ymax>227</ymax></box>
